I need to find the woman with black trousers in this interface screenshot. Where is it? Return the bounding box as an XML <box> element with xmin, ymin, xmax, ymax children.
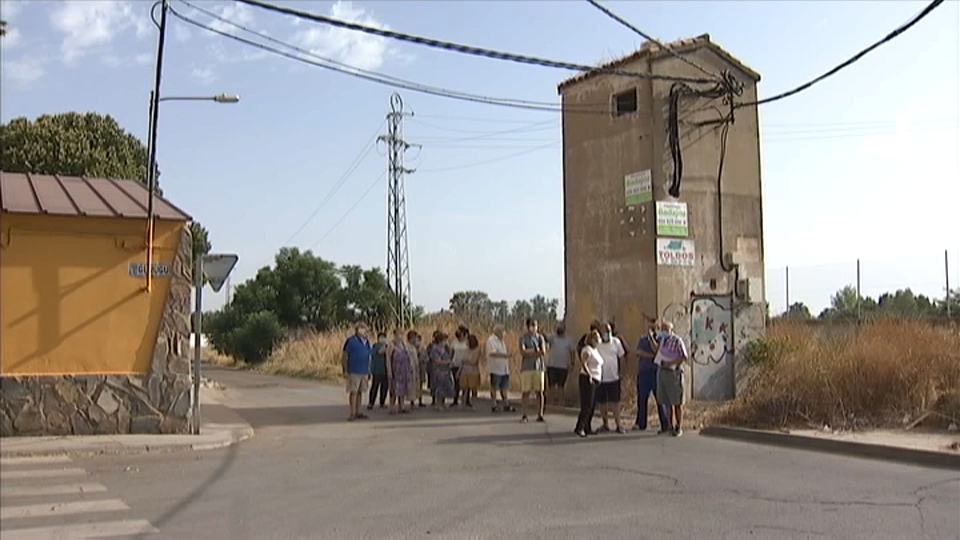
<box><xmin>575</xmin><ymin>330</ymin><xmax>604</xmax><ymax>438</ymax></box>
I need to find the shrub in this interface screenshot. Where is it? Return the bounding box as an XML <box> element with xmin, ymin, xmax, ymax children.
<box><xmin>204</xmin><ymin>308</ymin><xmax>284</xmax><ymax>365</ymax></box>
<box><xmin>231</xmin><ymin>311</ymin><xmax>285</xmax><ymax>365</ymax></box>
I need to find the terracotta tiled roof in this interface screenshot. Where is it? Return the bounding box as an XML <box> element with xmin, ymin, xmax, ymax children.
<box><xmin>558</xmin><ymin>33</ymin><xmax>760</xmax><ymax>92</ymax></box>
<box><xmin>0</xmin><ymin>171</ymin><xmax>191</xmax><ymax>221</ymax></box>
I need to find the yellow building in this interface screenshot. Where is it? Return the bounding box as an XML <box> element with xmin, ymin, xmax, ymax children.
<box><xmin>0</xmin><ymin>171</ymin><xmax>195</xmax><ymax>436</ymax></box>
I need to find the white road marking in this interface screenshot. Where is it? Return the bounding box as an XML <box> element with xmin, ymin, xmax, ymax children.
<box><xmin>0</xmin><ymin>468</ymin><xmax>87</xmax><ymax>479</ymax></box>
<box><xmin>1</xmin><ymin>499</ymin><xmax>129</xmax><ymax>520</ymax></box>
<box><xmin>0</xmin><ymin>456</ymin><xmax>72</xmax><ymax>466</ymax></box>
<box><xmin>1</xmin><ymin>482</ymin><xmax>108</xmax><ymax>498</ymax></box>
<box><xmin>0</xmin><ymin>519</ymin><xmax>159</xmax><ymax>539</ymax></box>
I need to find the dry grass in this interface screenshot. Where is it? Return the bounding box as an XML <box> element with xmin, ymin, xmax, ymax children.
<box><xmin>714</xmin><ymin>319</ymin><xmax>960</xmax><ymax>431</ymax></box>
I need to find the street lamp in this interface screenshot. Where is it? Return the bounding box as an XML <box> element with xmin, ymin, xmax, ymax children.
<box><xmin>157</xmin><ymin>93</ymin><xmax>241</xmax><ymax>103</ymax></box>
<box><xmin>142</xmin><ymin>91</ymin><xmax>240</xmax><ymax>293</ymax></box>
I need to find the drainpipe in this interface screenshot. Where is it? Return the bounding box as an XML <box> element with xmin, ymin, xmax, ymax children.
<box><xmin>144</xmin><ymin>0</ymin><xmax>168</xmax><ymax>292</ymax></box>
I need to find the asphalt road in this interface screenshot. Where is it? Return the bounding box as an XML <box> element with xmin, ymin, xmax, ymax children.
<box><xmin>6</xmin><ymin>366</ymin><xmax>958</xmax><ymax>540</ymax></box>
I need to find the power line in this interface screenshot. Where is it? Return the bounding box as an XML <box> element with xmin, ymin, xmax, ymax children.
<box><xmin>409</xmin><ymin>117</ymin><xmax>556</xmax><ymax>135</ymax></box>
<box><xmin>763</xmin><ymin>123</ymin><xmax>958</xmax><ymax>143</ymax></box>
<box><xmin>412</xmin><ymin>120</ymin><xmax>557</xmax><ymax>143</ymax></box>
<box><xmin>171</xmin><ymin>2</ymin><xmax>610</xmax><ymax>115</ymax></box>
<box><xmin>584</xmin><ymin>0</ymin><xmax>719</xmax><ymax>80</ymax></box>
<box><xmin>308</xmin><ymin>171</ymin><xmax>387</xmax><ymax>250</ymax></box>
<box><xmin>278</xmin><ymin>119</ymin><xmax>385</xmax><ymax>248</ymax></box>
<box><xmin>737</xmin><ymin>0</ymin><xmax>946</xmax><ymax>108</ymax></box>
<box><xmin>233</xmin><ymin>0</ymin><xmax>717</xmax><ymax>84</ymax></box>
<box><xmin>416</xmin><ymin>142</ymin><xmax>559</xmax><ymax>174</ymax></box>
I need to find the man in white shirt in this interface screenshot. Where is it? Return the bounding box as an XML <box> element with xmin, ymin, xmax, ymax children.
<box><xmin>485</xmin><ymin>324</ymin><xmax>515</xmax><ymax>413</ymax></box>
<box><xmin>596</xmin><ymin>322</ymin><xmax>626</xmax><ymax>433</ymax></box>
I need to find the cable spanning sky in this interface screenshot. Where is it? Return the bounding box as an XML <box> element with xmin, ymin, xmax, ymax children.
<box><xmin>1</xmin><ymin>0</ymin><xmax>957</xmax><ymax>315</ymax></box>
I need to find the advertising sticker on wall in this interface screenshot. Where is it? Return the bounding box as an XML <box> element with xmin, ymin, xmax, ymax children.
<box><xmin>656</xmin><ymin>201</ymin><xmax>689</xmax><ymax>236</ymax></box>
<box><xmin>656</xmin><ymin>238</ymin><xmax>696</xmax><ymax>267</ymax></box>
<box><xmin>624</xmin><ymin>170</ymin><xmax>652</xmax><ymax>206</ymax></box>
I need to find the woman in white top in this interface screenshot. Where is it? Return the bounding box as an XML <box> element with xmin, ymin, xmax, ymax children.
<box><xmin>575</xmin><ymin>330</ymin><xmax>604</xmax><ymax>438</ymax></box>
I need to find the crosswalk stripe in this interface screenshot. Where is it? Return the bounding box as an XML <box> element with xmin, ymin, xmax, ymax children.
<box><xmin>0</xmin><ymin>519</ymin><xmax>159</xmax><ymax>539</ymax></box>
<box><xmin>1</xmin><ymin>482</ymin><xmax>108</xmax><ymax>498</ymax></box>
<box><xmin>1</xmin><ymin>468</ymin><xmax>86</xmax><ymax>479</ymax></box>
<box><xmin>1</xmin><ymin>499</ymin><xmax>129</xmax><ymax>520</ymax></box>
<box><xmin>0</xmin><ymin>456</ymin><xmax>72</xmax><ymax>467</ymax></box>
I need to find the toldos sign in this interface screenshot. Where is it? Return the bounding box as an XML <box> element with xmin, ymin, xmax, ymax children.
<box><xmin>656</xmin><ymin>238</ymin><xmax>696</xmax><ymax>267</ymax></box>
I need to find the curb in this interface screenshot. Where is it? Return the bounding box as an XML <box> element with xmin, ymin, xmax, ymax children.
<box><xmin>700</xmin><ymin>426</ymin><xmax>960</xmax><ymax>471</ymax></box>
<box><xmin>0</xmin><ymin>394</ymin><xmax>254</xmax><ymax>459</ymax></box>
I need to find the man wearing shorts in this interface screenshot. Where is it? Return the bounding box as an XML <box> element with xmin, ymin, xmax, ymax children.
<box><xmin>486</xmin><ymin>324</ymin><xmax>514</xmax><ymax>413</ymax></box>
<box><xmin>655</xmin><ymin>321</ymin><xmax>689</xmax><ymax>437</ymax></box>
<box><xmin>595</xmin><ymin>322</ymin><xmax>626</xmax><ymax>433</ymax></box>
<box><xmin>342</xmin><ymin>323</ymin><xmax>372</xmax><ymax>421</ymax></box>
<box><xmin>546</xmin><ymin>323</ymin><xmax>576</xmax><ymax>406</ymax></box>
<box><xmin>518</xmin><ymin>318</ymin><xmax>547</xmax><ymax>423</ymax></box>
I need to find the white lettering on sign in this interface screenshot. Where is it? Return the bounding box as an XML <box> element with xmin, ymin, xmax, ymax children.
<box><xmin>656</xmin><ymin>238</ymin><xmax>696</xmax><ymax>267</ymax></box>
<box><xmin>128</xmin><ymin>262</ymin><xmax>172</xmax><ymax>278</ymax></box>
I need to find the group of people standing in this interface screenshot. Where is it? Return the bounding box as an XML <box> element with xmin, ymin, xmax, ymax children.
<box><xmin>340</xmin><ymin>317</ymin><xmax>689</xmax><ymax>439</ymax></box>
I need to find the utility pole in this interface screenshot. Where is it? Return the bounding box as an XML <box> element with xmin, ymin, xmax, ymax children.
<box><xmin>378</xmin><ymin>93</ymin><xmax>418</xmax><ymax>329</ymax></box>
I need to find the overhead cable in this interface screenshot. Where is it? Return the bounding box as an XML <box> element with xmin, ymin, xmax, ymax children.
<box><xmin>172</xmin><ymin>2</ymin><xmax>610</xmax><ymax>115</ymax></box>
<box><xmin>417</xmin><ymin>142</ymin><xmax>559</xmax><ymax>174</ymax></box>
<box><xmin>309</xmin><ymin>171</ymin><xmax>387</xmax><ymax>249</ymax></box>
<box><xmin>584</xmin><ymin>0</ymin><xmax>719</xmax><ymax>81</ymax></box>
<box><xmin>737</xmin><ymin>0</ymin><xmax>946</xmax><ymax>108</ymax></box>
<box><xmin>232</xmin><ymin>0</ymin><xmax>717</xmax><ymax>84</ymax></box>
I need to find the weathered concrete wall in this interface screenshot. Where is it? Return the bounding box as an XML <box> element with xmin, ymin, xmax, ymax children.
<box><xmin>560</xmin><ymin>39</ymin><xmax>767</xmax><ymax>401</ymax></box>
<box><xmin>561</xmin><ymin>55</ymin><xmax>658</xmax><ymax>341</ymax></box>
<box><xmin>0</xmin><ymin>226</ymin><xmax>195</xmax><ymax>436</ymax></box>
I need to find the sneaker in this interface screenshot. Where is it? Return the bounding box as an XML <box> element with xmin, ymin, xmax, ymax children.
<box><xmin>598</xmin><ymin>425</ymin><xmax>611</xmax><ymax>433</ymax></box>
<box><xmin>521</xmin><ymin>415</ymin><xmax>529</xmax><ymax>423</ymax></box>
<box><xmin>673</xmin><ymin>427</ymin><xmax>683</xmax><ymax>437</ymax></box>
<box><xmin>576</xmin><ymin>429</ymin><xmax>587</xmax><ymax>438</ymax></box>
<box><xmin>616</xmin><ymin>426</ymin><xmax>627</xmax><ymax>434</ymax></box>
<box><xmin>536</xmin><ymin>416</ymin><xmax>546</xmax><ymax>423</ymax></box>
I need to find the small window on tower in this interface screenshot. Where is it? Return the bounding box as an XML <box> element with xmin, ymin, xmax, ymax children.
<box><xmin>612</xmin><ymin>88</ymin><xmax>638</xmax><ymax>117</ymax></box>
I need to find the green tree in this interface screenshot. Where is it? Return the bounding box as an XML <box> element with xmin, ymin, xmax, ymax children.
<box><xmin>0</xmin><ymin>113</ymin><xmax>156</xmax><ymax>185</ymax></box>
<box><xmin>820</xmin><ymin>285</ymin><xmax>877</xmax><ymax>321</ymax></box>
<box><xmin>783</xmin><ymin>302</ymin><xmax>812</xmax><ymax>320</ymax></box>
<box><xmin>449</xmin><ymin>291</ymin><xmax>493</xmax><ymax>321</ymax></box>
<box><xmin>338</xmin><ymin>265</ymin><xmax>394</xmax><ymax>328</ymax></box>
<box><xmin>0</xmin><ymin>112</ymin><xmax>216</xmax><ymax>258</ymax></box>
<box><xmin>190</xmin><ymin>221</ymin><xmax>212</xmax><ymax>266</ymax></box>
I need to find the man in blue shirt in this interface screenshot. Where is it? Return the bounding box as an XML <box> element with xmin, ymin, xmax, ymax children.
<box><xmin>342</xmin><ymin>322</ymin><xmax>372</xmax><ymax>421</ymax></box>
<box><xmin>634</xmin><ymin>323</ymin><xmax>671</xmax><ymax>433</ymax></box>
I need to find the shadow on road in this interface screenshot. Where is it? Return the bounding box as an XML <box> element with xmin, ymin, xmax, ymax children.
<box><xmin>229</xmin><ymin>404</ymin><xmax>348</xmax><ymax>428</ymax></box>
<box><xmin>435</xmin><ymin>430</ymin><xmax>670</xmax><ymax>447</ymax></box>
<box><xmin>133</xmin><ymin>442</ymin><xmax>239</xmax><ymax>539</ymax></box>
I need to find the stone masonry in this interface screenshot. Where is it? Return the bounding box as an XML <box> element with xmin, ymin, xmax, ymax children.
<box><xmin>0</xmin><ymin>226</ymin><xmax>195</xmax><ymax>436</ymax></box>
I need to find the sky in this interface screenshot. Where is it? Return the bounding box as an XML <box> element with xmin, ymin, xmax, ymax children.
<box><xmin>1</xmin><ymin>0</ymin><xmax>958</xmax><ymax>317</ymax></box>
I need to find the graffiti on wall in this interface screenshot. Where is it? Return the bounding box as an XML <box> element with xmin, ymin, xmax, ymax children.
<box><xmin>690</xmin><ymin>296</ymin><xmax>734</xmax><ymax>401</ymax></box>
<box><xmin>659</xmin><ymin>302</ymin><xmax>691</xmax><ymax>338</ymax></box>
<box><xmin>690</xmin><ymin>297</ymin><xmax>732</xmax><ymax>366</ymax></box>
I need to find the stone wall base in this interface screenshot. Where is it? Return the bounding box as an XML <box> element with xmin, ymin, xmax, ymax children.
<box><xmin>0</xmin><ymin>373</ymin><xmax>194</xmax><ymax>437</ymax></box>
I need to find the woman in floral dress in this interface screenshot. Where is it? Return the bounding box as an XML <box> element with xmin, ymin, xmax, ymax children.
<box><xmin>387</xmin><ymin>329</ymin><xmax>413</xmax><ymax>414</ymax></box>
<box><xmin>427</xmin><ymin>331</ymin><xmax>456</xmax><ymax>410</ymax></box>
<box><xmin>403</xmin><ymin>330</ymin><xmax>421</xmax><ymax>408</ymax></box>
